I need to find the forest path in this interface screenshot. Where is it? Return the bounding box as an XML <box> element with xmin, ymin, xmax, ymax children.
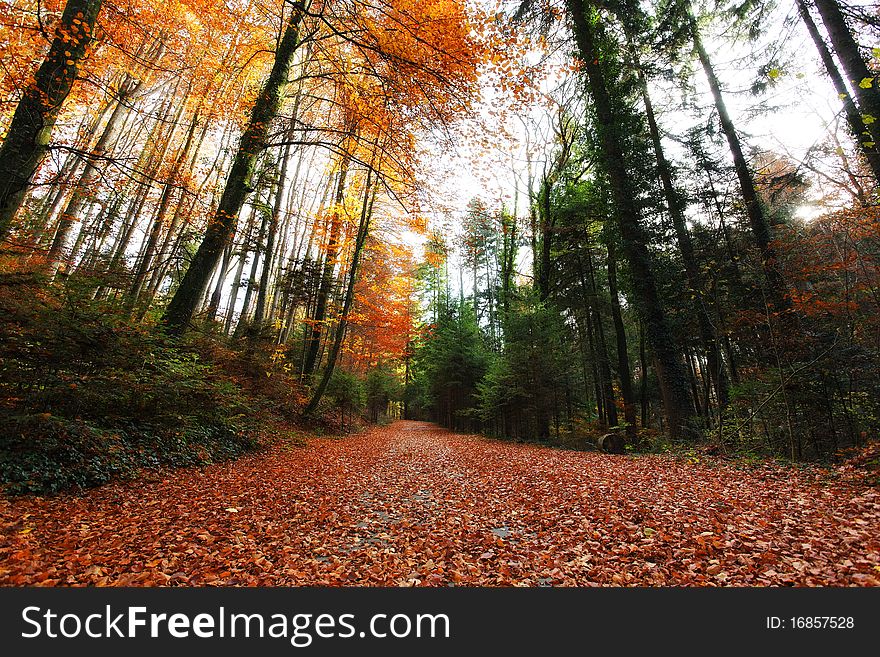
<box><xmin>1</xmin><ymin>420</ymin><xmax>878</xmax><ymax>585</ymax></box>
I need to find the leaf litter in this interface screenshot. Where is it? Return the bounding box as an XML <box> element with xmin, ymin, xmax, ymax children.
<box><xmin>1</xmin><ymin>421</ymin><xmax>877</xmax><ymax>586</ymax></box>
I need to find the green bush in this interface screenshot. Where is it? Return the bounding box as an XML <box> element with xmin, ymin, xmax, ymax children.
<box><xmin>0</xmin><ymin>272</ymin><xmax>259</xmax><ymax>495</ymax></box>
<box><xmin>365</xmin><ymin>367</ymin><xmax>401</xmax><ymax>422</ymax></box>
<box><xmin>326</xmin><ymin>369</ymin><xmax>365</xmax><ymax>431</ymax></box>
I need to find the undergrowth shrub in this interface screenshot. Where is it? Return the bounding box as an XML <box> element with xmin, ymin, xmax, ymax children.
<box><xmin>0</xmin><ymin>269</ymin><xmax>259</xmax><ymax>494</ymax></box>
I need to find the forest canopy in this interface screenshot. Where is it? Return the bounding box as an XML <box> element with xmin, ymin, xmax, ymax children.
<box><xmin>0</xmin><ymin>0</ymin><xmax>878</xmax><ymax>495</ymax></box>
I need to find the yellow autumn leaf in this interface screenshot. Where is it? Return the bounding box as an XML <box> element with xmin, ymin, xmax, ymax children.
<box><xmin>863</xmin><ymin>114</ymin><xmax>876</xmax><ymax>125</ymax></box>
<box><xmin>859</xmin><ymin>77</ymin><xmax>874</xmax><ymax>89</ymax></box>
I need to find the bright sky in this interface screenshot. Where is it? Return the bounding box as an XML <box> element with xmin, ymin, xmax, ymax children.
<box><xmin>417</xmin><ymin>0</ymin><xmax>873</xmax><ymax>258</ymax></box>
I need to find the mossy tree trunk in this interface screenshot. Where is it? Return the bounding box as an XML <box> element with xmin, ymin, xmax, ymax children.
<box><xmin>162</xmin><ymin>3</ymin><xmax>306</xmax><ymax>333</ymax></box>
<box><xmin>0</xmin><ymin>0</ymin><xmax>103</xmax><ymax>239</ymax></box>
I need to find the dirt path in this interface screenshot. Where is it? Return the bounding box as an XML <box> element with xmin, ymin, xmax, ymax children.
<box><xmin>1</xmin><ymin>421</ymin><xmax>878</xmax><ymax>586</ymax></box>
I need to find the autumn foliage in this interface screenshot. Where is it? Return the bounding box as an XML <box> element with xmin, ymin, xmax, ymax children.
<box><xmin>0</xmin><ymin>0</ymin><xmax>879</xmax><ymax>592</ymax></box>
<box><xmin>2</xmin><ymin>422</ymin><xmax>878</xmax><ymax>586</ymax></box>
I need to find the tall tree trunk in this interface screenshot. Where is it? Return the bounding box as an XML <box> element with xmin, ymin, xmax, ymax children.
<box><xmin>637</xmin><ymin>66</ymin><xmax>729</xmax><ymax>407</ymax></box>
<box><xmin>813</xmin><ymin>0</ymin><xmax>880</xmax><ymax>157</ymax></box>
<box><xmin>797</xmin><ymin>0</ymin><xmax>880</xmax><ymax>185</ymax></box>
<box><xmin>77</xmin><ymin>100</ymin><xmax>154</xmax><ymax>274</ymax></box>
<box><xmin>128</xmin><ymin>107</ymin><xmax>201</xmax><ymax>308</ymax></box>
<box><xmin>606</xmin><ymin>239</ymin><xmax>637</xmax><ymax>437</ymax></box>
<box><xmin>567</xmin><ymin>0</ymin><xmax>697</xmax><ymax>438</ymax></box>
<box><xmin>584</xmin><ymin>312</ymin><xmax>605</xmax><ymax>425</ymax></box>
<box><xmin>162</xmin><ymin>3</ymin><xmax>305</xmax><ymax>333</ymax></box>
<box><xmin>688</xmin><ymin>8</ymin><xmax>791</xmax><ymax>315</ymax></box>
<box><xmin>99</xmin><ymin>97</ymin><xmax>178</xmax><ymax>284</ymax></box>
<box><xmin>252</xmin><ymin>140</ymin><xmax>295</xmax><ymax>334</ymax></box>
<box><xmin>46</xmin><ymin>73</ymin><xmax>147</xmax><ymax>269</ymax></box>
<box><xmin>65</xmin><ymin>198</ymin><xmax>103</xmax><ymax>264</ymax></box>
<box><xmin>500</xmin><ymin>211</ymin><xmax>516</xmax><ymax>317</ymax></box>
<box><xmin>127</xmin><ymin>183</ymin><xmax>176</xmax><ymax>306</ymax></box>
<box><xmin>34</xmin><ymin>155</ymin><xmax>84</xmax><ymax>250</ymax></box>
<box><xmin>270</xmin><ymin>148</ymin><xmax>311</xmax><ymax>324</ymax></box>
<box><xmin>146</xmin><ymin>113</ymin><xmax>214</xmax><ymax>298</ymax></box>
<box><xmin>77</xmin><ymin>191</ymin><xmax>121</xmax><ymax>272</ymax></box>
<box><xmin>473</xmin><ymin>256</ymin><xmax>479</xmax><ymax>323</ymax></box>
<box><xmin>224</xmin><ymin>210</ymin><xmax>258</xmax><ymax>335</ymax></box>
<box><xmin>304</xmin><ymin>168</ymin><xmax>376</xmax><ymax>415</ymax></box>
<box><xmin>581</xmin><ymin>250</ymin><xmax>618</xmax><ymax>427</ymax></box>
<box><xmin>206</xmin><ymin>241</ymin><xmax>235</xmax><ymax>321</ymax></box>
<box><xmin>302</xmin><ymin>150</ymin><xmax>351</xmax><ymax>380</ymax></box>
<box><xmin>0</xmin><ymin>0</ymin><xmax>103</xmax><ymax>238</ymax></box>
<box><xmin>32</xmin><ymin>98</ymin><xmax>110</xmax><ymax>246</ymax></box>
<box><xmin>484</xmin><ymin>245</ymin><xmax>497</xmax><ymax>346</ymax></box>
<box><xmin>234</xmin><ymin>189</ymin><xmax>271</xmax><ymax>338</ymax></box>
<box><xmin>537</xmin><ymin>181</ymin><xmax>554</xmax><ymax>302</ymax></box>
<box><xmin>684</xmin><ymin>344</ymin><xmax>704</xmax><ymax>419</ymax></box>
<box><xmin>639</xmin><ymin>320</ymin><xmax>650</xmax><ymax>428</ymax></box>
<box><xmin>106</xmin><ymin>184</ymin><xmax>150</xmax><ymax>274</ymax></box>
